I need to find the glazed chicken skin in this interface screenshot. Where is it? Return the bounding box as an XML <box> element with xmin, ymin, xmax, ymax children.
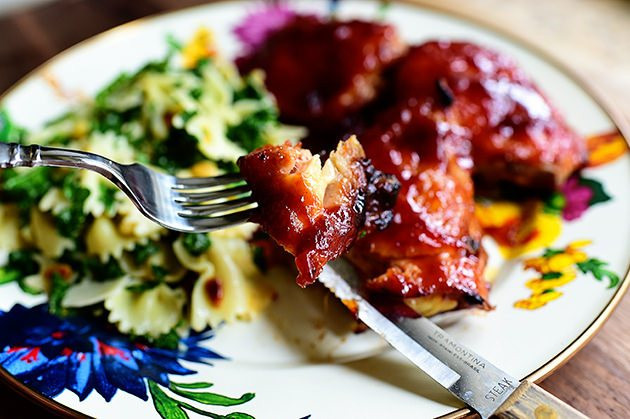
<box><xmin>348</xmin><ymin>104</ymin><xmax>490</xmax><ymax>315</ymax></box>
<box><xmin>238</xmin><ymin>137</ymin><xmax>399</xmax><ymax>287</ymax></box>
<box><xmin>238</xmin><ymin>15</ymin><xmax>406</xmax><ymax>145</ymax></box>
<box><xmin>237</xmin><ymin>17</ymin><xmax>585</xmax><ymax>317</ymax></box>
<box><xmin>392</xmin><ymin>41</ymin><xmax>586</xmax><ymax>191</ymax></box>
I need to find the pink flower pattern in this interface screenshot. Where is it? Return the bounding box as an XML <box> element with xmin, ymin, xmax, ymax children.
<box><xmin>232</xmin><ymin>2</ymin><xmax>298</xmax><ymax>52</ymax></box>
<box><xmin>561</xmin><ymin>176</ymin><xmax>593</xmax><ymax>221</ymax></box>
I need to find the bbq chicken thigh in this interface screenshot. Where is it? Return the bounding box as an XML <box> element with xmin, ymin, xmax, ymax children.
<box><xmin>238</xmin><ymin>16</ymin><xmax>586</xmax><ymax>317</ymax></box>
<box><xmin>392</xmin><ymin>41</ymin><xmax>586</xmax><ymax>191</ymax></box>
<box><xmin>238</xmin><ymin>15</ymin><xmax>406</xmax><ymax>148</ymax></box>
<box><xmin>348</xmin><ymin>104</ymin><xmax>490</xmax><ymax>316</ymax></box>
<box><xmin>238</xmin><ymin>137</ymin><xmax>399</xmax><ymax>287</ymax></box>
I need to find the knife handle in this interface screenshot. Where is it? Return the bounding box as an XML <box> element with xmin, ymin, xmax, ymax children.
<box><xmin>493</xmin><ymin>380</ymin><xmax>588</xmax><ymax>418</ymax></box>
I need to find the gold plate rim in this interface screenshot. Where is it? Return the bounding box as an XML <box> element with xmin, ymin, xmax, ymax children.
<box><xmin>1</xmin><ymin>1</ymin><xmax>628</xmax><ymax>418</ymax></box>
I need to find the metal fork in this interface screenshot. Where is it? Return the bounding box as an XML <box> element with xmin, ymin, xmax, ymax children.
<box><xmin>0</xmin><ymin>142</ymin><xmax>256</xmax><ymax>232</ymax></box>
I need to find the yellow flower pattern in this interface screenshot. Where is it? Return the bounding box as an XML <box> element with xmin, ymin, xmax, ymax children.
<box><xmin>514</xmin><ymin>240</ymin><xmax>619</xmax><ymax>310</ymax></box>
<box><xmin>181</xmin><ymin>28</ymin><xmax>217</xmax><ymax>69</ymax></box>
<box><xmin>475</xmin><ymin>201</ymin><xmax>562</xmax><ymax>259</ymax></box>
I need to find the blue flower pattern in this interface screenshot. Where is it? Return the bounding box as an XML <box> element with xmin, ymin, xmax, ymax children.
<box><xmin>0</xmin><ymin>304</ymin><xmax>223</xmax><ymax>403</ymax></box>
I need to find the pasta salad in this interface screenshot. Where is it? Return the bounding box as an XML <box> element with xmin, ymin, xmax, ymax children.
<box><xmin>0</xmin><ymin>29</ymin><xmax>304</xmax><ymax>344</ymax></box>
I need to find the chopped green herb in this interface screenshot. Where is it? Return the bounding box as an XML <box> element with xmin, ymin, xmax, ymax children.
<box><xmin>166</xmin><ymin>34</ymin><xmax>183</xmax><ymax>52</ymax></box>
<box><xmin>252</xmin><ymin>246</ymin><xmax>267</xmax><ymax>273</ymax></box>
<box><xmin>49</xmin><ymin>273</ymin><xmax>71</xmax><ymax>316</ymax></box>
<box><xmin>152</xmin><ymin>128</ymin><xmax>204</xmax><ymax>173</ymax></box>
<box><xmin>191</xmin><ymin>57</ymin><xmax>211</xmax><ymax>77</ymax></box>
<box><xmin>233</xmin><ymin>78</ymin><xmax>265</xmax><ymax>102</ymax></box>
<box><xmin>99</xmin><ymin>183</ymin><xmax>118</xmax><ymax>215</ymax></box>
<box><xmin>189</xmin><ymin>88</ymin><xmax>203</xmax><ymax>100</ymax></box>
<box><xmin>129</xmin><ymin>326</ymin><xmax>181</xmax><ymax>350</ymax></box>
<box><xmin>92</xmin><ymin>107</ymin><xmax>141</xmax><ymax>135</ymax></box>
<box><xmin>226</xmin><ymin>108</ymin><xmax>277</xmax><ymax>153</ymax></box>
<box><xmin>0</xmin><ymin>109</ymin><xmax>27</xmax><ymax>143</ymax></box>
<box><xmin>216</xmin><ymin>160</ymin><xmax>239</xmax><ymax>174</ymax></box>
<box><xmin>0</xmin><ymin>250</ymin><xmax>40</xmax><ymax>287</ymax></box>
<box><xmin>54</xmin><ymin>175</ymin><xmax>91</xmax><ymax>238</ymax></box>
<box><xmin>0</xmin><ymin>268</ymin><xmax>20</xmax><ymax>285</ymax></box>
<box><xmin>179</xmin><ymin>110</ymin><xmax>197</xmax><ymax>124</ymax></box>
<box><xmin>17</xmin><ymin>277</ymin><xmax>44</xmax><ymax>295</ymax></box>
<box><xmin>152</xmin><ymin>265</ymin><xmax>169</xmax><ymax>282</ymax></box>
<box><xmin>7</xmin><ymin>250</ymin><xmax>40</xmax><ymax>276</ymax></box>
<box><xmin>149</xmin><ymin>329</ymin><xmax>180</xmax><ymax>350</ymax></box>
<box><xmin>86</xmin><ymin>257</ymin><xmax>125</xmax><ymax>281</ymax></box>
<box><xmin>126</xmin><ymin>280</ymin><xmax>161</xmax><ymax>293</ymax></box>
<box><xmin>131</xmin><ymin>241</ymin><xmax>160</xmax><ymax>265</ymax></box>
<box><xmin>94</xmin><ymin>73</ymin><xmax>133</xmax><ymax>108</ymax></box>
<box><xmin>182</xmin><ymin>233</ymin><xmax>211</xmax><ymax>256</ymax></box>
<box><xmin>1</xmin><ymin>167</ymin><xmax>53</xmax><ymax>206</ymax></box>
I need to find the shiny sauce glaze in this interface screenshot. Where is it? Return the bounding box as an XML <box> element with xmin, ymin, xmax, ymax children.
<box><xmin>238</xmin><ymin>138</ymin><xmax>398</xmax><ymax>287</ymax></box>
<box><xmin>238</xmin><ymin>15</ymin><xmax>406</xmax><ymax>149</ymax></box>
<box><xmin>349</xmin><ymin>104</ymin><xmax>490</xmax><ymax>309</ymax></box>
<box><xmin>393</xmin><ymin>41</ymin><xmax>586</xmax><ymax>190</ymax></box>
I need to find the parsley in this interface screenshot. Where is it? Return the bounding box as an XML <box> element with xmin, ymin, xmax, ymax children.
<box><xmin>0</xmin><ymin>109</ymin><xmax>27</xmax><ymax>143</ymax></box>
<box><xmin>191</xmin><ymin>57</ymin><xmax>211</xmax><ymax>77</ymax></box>
<box><xmin>126</xmin><ymin>281</ymin><xmax>161</xmax><ymax>293</ymax></box>
<box><xmin>179</xmin><ymin>110</ymin><xmax>197</xmax><ymax>124</ymax></box>
<box><xmin>189</xmin><ymin>88</ymin><xmax>203</xmax><ymax>100</ymax></box>
<box><xmin>1</xmin><ymin>167</ymin><xmax>53</xmax><ymax>207</ymax></box>
<box><xmin>86</xmin><ymin>257</ymin><xmax>125</xmax><ymax>281</ymax></box>
<box><xmin>0</xmin><ymin>268</ymin><xmax>20</xmax><ymax>285</ymax></box>
<box><xmin>252</xmin><ymin>245</ymin><xmax>267</xmax><ymax>273</ymax></box>
<box><xmin>99</xmin><ymin>183</ymin><xmax>118</xmax><ymax>215</ymax></box>
<box><xmin>150</xmin><ymin>329</ymin><xmax>180</xmax><ymax>350</ymax></box>
<box><xmin>0</xmin><ymin>250</ymin><xmax>39</xmax><ymax>285</ymax></box>
<box><xmin>233</xmin><ymin>78</ymin><xmax>265</xmax><ymax>102</ymax></box>
<box><xmin>216</xmin><ymin>160</ymin><xmax>239</xmax><ymax>174</ymax></box>
<box><xmin>226</xmin><ymin>108</ymin><xmax>277</xmax><ymax>153</ymax></box>
<box><xmin>576</xmin><ymin>258</ymin><xmax>620</xmax><ymax>289</ymax></box>
<box><xmin>54</xmin><ymin>174</ymin><xmax>91</xmax><ymax>238</ymax></box>
<box><xmin>131</xmin><ymin>241</ymin><xmax>160</xmax><ymax>265</ymax></box>
<box><xmin>152</xmin><ymin>128</ymin><xmax>205</xmax><ymax>173</ymax></box>
<box><xmin>7</xmin><ymin>250</ymin><xmax>40</xmax><ymax>276</ymax></box>
<box><xmin>151</xmin><ymin>265</ymin><xmax>169</xmax><ymax>281</ymax></box>
<box><xmin>92</xmin><ymin>107</ymin><xmax>141</xmax><ymax>135</ymax></box>
<box><xmin>131</xmin><ymin>328</ymin><xmax>180</xmax><ymax>350</ymax></box>
<box><xmin>182</xmin><ymin>233</ymin><xmax>211</xmax><ymax>256</ymax></box>
<box><xmin>49</xmin><ymin>273</ymin><xmax>71</xmax><ymax>316</ymax></box>
<box><xmin>166</xmin><ymin>33</ymin><xmax>183</xmax><ymax>52</ymax></box>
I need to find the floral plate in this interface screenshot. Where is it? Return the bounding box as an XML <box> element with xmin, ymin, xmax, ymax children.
<box><xmin>1</xmin><ymin>1</ymin><xmax>629</xmax><ymax>418</ymax></box>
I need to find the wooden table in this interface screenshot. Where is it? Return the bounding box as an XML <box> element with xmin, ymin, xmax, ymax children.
<box><xmin>0</xmin><ymin>1</ymin><xmax>628</xmax><ymax>417</ymax></box>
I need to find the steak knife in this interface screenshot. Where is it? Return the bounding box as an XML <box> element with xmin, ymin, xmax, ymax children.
<box><xmin>319</xmin><ymin>259</ymin><xmax>587</xmax><ymax>419</ymax></box>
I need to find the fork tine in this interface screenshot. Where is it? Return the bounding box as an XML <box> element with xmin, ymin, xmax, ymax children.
<box><xmin>174</xmin><ymin>184</ymin><xmax>251</xmax><ymax>204</ymax></box>
<box><xmin>179</xmin><ymin>196</ymin><xmax>256</xmax><ymax>217</ymax></box>
<box><xmin>172</xmin><ymin>174</ymin><xmax>245</xmax><ymax>189</ymax></box>
<box><xmin>184</xmin><ymin>208</ymin><xmax>256</xmax><ymax>231</ymax></box>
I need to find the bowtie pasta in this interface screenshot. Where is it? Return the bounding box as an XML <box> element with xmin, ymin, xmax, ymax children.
<box><xmin>0</xmin><ymin>29</ymin><xmax>304</xmax><ymax>344</ymax></box>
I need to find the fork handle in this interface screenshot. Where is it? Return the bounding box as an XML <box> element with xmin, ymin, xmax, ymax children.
<box><xmin>0</xmin><ymin>142</ymin><xmax>123</xmax><ymax>182</ymax></box>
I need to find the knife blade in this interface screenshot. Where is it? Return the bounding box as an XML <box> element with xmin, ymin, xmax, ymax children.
<box><xmin>319</xmin><ymin>258</ymin><xmax>586</xmax><ymax>419</ymax></box>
